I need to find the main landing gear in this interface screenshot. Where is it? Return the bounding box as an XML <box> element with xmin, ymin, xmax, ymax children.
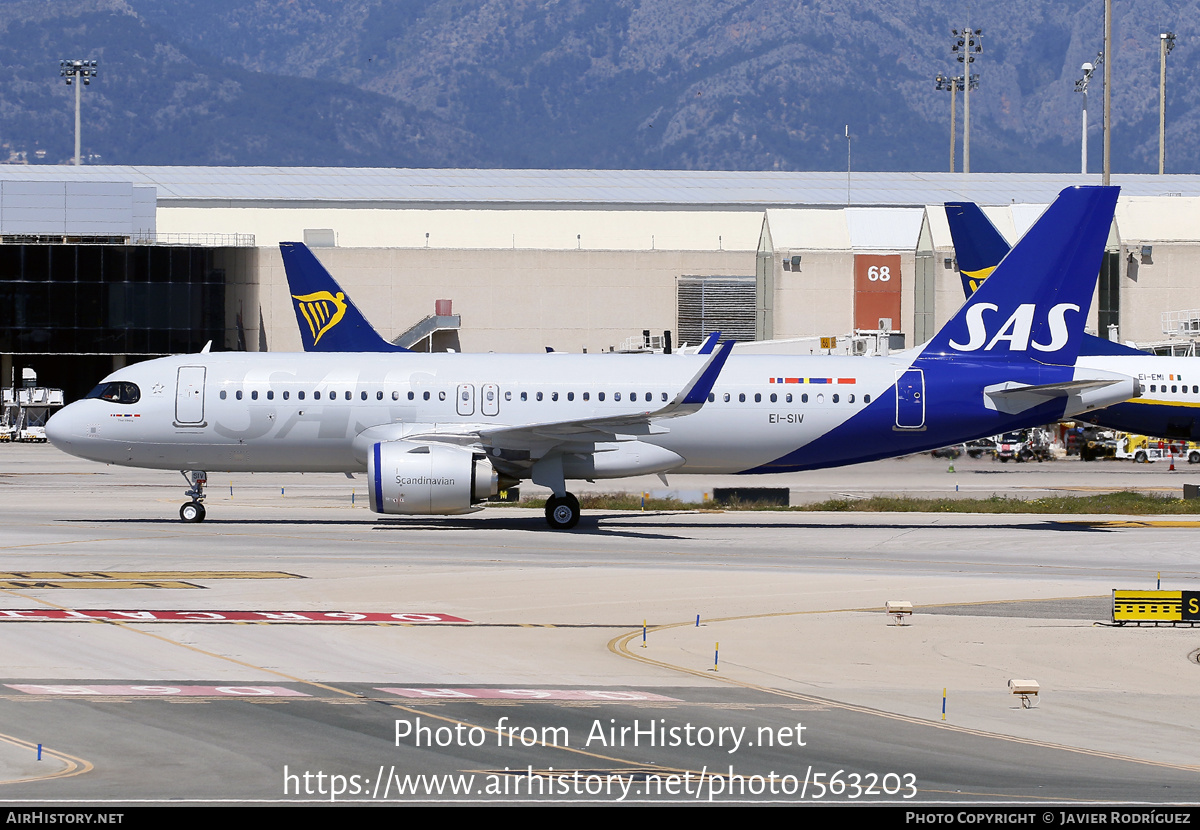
<box><xmin>180</xmin><ymin>470</ymin><xmax>207</xmax><ymax>522</ymax></box>
<box><xmin>544</xmin><ymin>492</ymin><xmax>580</xmax><ymax>530</ymax></box>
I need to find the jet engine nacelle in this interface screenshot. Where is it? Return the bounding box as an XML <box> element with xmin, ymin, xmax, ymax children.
<box><xmin>367</xmin><ymin>441</ymin><xmax>498</xmax><ymax>515</ymax></box>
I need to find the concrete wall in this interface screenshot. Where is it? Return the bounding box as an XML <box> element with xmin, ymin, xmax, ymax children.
<box><xmin>254</xmin><ymin>246</ymin><xmax>756</xmax><ymax>355</ymax></box>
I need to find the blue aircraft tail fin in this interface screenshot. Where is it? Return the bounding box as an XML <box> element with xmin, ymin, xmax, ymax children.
<box><xmin>922</xmin><ymin>186</ymin><xmax>1118</xmax><ymax>367</ymax></box>
<box><xmin>944</xmin><ymin>202</ymin><xmax>1012</xmax><ymax>297</ymax></box>
<box><xmin>279</xmin><ymin>242</ymin><xmax>408</xmax><ymax>353</ymax></box>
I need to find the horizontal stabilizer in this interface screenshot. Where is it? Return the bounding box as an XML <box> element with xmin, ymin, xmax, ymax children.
<box><xmin>984</xmin><ymin>373</ymin><xmax>1142</xmax><ymax>417</ymax></box>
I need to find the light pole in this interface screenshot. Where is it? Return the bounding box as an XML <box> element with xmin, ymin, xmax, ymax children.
<box><xmin>952</xmin><ymin>27</ymin><xmax>982</xmax><ymax>173</ymax></box>
<box><xmin>59</xmin><ymin>59</ymin><xmax>98</xmax><ymax>166</ymax></box>
<box><xmin>1103</xmin><ymin>0</ymin><xmax>1111</xmax><ymax>185</ymax></box>
<box><xmin>1074</xmin><ymin>61</ymin><xmax>1095</xmax><ymax>174</ymax></box>
<box><xmin>935</xmin><ymin>72</ymin><xmax>965</xmax><ymax>173</ymax></box>
<box><xmin>1159</xmin><ymin>32</ymin><xmax>1176</xmax><ymax>175</ymax></box>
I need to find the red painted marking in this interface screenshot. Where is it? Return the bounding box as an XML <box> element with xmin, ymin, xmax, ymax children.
<box><xmin>7</xmin><ymin>684</ymin><xmax>308</xmax><ymax>697</ymax></box>
<box><xmin>0</xmin><ymin>610</ymin><xmax>468</xmax><ymax>623</ymax></box>
<box><xmin>377</xmin><ymin>687</ymin><xmax>681</xmax><ymax>701</ymax></box>
<box><xmin>838</xmin><ymin>378</ymin><xmax>856</xmax><ymax>384</ymax></box>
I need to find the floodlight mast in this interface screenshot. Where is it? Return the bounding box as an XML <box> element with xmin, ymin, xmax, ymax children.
<box><xmin>1075</xmin><ymin>60</ymin><xmax>1097</xmax><ymax>174</ymax></box>
<box><xmin>1159</xmin><ymin>32</ymin><xmax>1176</xmax><ymax>175</ymax></box>
<box><xmin>934</xmin><ymin>72</ymin><xmax>965</xmax><ymax>173</ymax></box>
<box><xmin>59</xmin><ymin>59</ymin><xmax>98</xmax><ymax>166</ymax></box>
<box><xmin>952</xmin><ymin>27</ymin><xmax>981</xmax><ymax>173</ymax></box>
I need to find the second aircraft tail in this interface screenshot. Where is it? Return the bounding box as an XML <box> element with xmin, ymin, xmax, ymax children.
<box><xmin>279</xmin><ymin>242</ymin><xmax>408</xmax><ymax>353</ymax></box>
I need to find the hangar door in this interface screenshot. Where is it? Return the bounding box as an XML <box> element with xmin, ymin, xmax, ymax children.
<box><xmin>854</xmin><ymin>255</ymin><xmax>902</xmax><ymax>331</ymax></box>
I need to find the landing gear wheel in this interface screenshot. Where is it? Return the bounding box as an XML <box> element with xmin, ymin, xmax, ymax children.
<box><xmin>544</xmin><ymin>493</ymin><xmax>580</xmax><ymax>530</ymax></box>
<box><xmin>180</xmin><ymin>502</ymin><xmax>206</xmax><ymax>522</ymax></box>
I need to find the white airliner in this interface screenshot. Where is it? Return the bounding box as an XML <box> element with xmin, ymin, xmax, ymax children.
<box><xmin>46</xmin><ymin>187</ymin><xmax>1140</xmax><ymax>529</ymax></box>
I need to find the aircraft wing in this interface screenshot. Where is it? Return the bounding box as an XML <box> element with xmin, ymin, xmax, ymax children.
<box><xmin>396</xmin><ymin>341</ymin><xmax>733</xmax><ymax>452</ymax></box>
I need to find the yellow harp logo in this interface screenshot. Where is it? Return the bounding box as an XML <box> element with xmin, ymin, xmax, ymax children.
<box><xmin>292</xmin><ymin>291</ymin><xmax>347</xmax><ymax>345</ymax></box>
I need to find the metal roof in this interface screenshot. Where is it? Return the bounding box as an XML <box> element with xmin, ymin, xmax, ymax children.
<box><xmin>1</xmin><ymin>167</ymin><xmax>1199</xmax><ymax>209</ymax></box>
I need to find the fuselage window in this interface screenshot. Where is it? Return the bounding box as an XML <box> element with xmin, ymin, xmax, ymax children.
<box><xmin>770</xmin><ymin>393</ymin><xmax>777</xmax><ymax>403</ymax></box>
<box><xmin>848</xmin><ymin>394</ymin><xmax>855</xmax><ymax>403</ymax></box>
<box><xmin>236</xmin><ymin>390</ymin><xmax>243</xmax><ymax>400</ymax></box>
<box><xmin>219</xmin><ymin>390</ymin><xmax>227</xmax><ymax>400</ymax></box>
<box><xmin>345</xmin><ymin>391</ymin><xmax>352</xmax><ymax>400</ymax></box>
<box><xmin>661</xmin><ymin>392</ymin><xmax>668</xmax><ymax>402</ymax></box>
<box><xmin>567</xmin><ymin>392</ymin><xmax>574</xmax><ymax>401</ymax></box>
<box><xmin>1150</xmin><ymin>385</ymin><xmax>1157</xmax><ymax>393</ymax></box>
<box><xmin>505</xmin><ymin>391</ymin><xmax>512</xmax><ymax>401</ymax></box>
<box><xmin>376</xmin><ymin>391</ymin><xmax>382</xmax><ymax>400</ymax></box>
<box><xmin>461</xmin><ymin>390</ymin><xmax>469</xmax><ymax>402</ymax></box>
<box><xmin>406</xmin><ymin>391</ymin><xmax>413</xmax><ymax>401</ymax></box>
<box><xmin>630</xmin><ymin>392</ymin><xmax>637</xmax><ymax>402</ymax></box>
<box><xmin>598</xmin><ymin>392</ymin><xmax>605</xmax><ymax>401</ymax></box>
<box><xmin>817</xmin><ymin>394</ymin><xmax>824</xmax><ymax>403</ymax></box>
<box><xmin>615</xmin><ymin>392</ymin><xmax>622</xmax><ymax>401</ymax></box>
<box><xmin>439</xmin><ymin>391</ymin><xmax>446</xmax><ymax>401</ymax></box>
<box><xmin>423</xmin><ymin>391</ymin><xmax>431</xmax><ymax>401</ymax></box>
<box><xmin>786</xmin><ymin>393</ymin><xmax>793</xmax><ymax>403</ymax></box>
<box><xmin>723</xmin><ymin>393</ymin><xmax>730</xmax><ymax>402</ymax></box>
<box><xmin>832</xmin><ymin>394</ymin><xmax>840</xmax><ymax>403</ymax></box>
<box><xmin>708</xmin><ymin>393</ymin><xmax>715</xmax><ymax>402</ymax></box>
<box><xmin>864</xmin><ymin>394</ymin><xmax>871</xmax><ymax>403</ymax></box>
<box><xmin>283</xmin><ymin>391</ymin><xmax>290</xmax><ymax>400</ymax></box>
<box><xmin>267</xmin><ymin>390</ymin><xmax>274</xmax><ymax>401</ymax></box>
<box><xmin>552</xmin><ymin>392</ymin><xmax>559</xmax><ymax>401</ymax></box>
<box><xmin>536</xmin><ymin>392</ymin><xmax>543</xmax><ymax>401</ymax></box>
<box><xmin>801</xmin><ymin>393</ymin><xmax>809</xmax><ymax>403</ymax></box>
<box><xmin>1173</xmin><ymin>385</ymin><xmax>1178</xmax><ymax>393</ymax></box>
<box><xmin>298</xmin><ymin>391</ymin><xmax>305</xmax><ymax>400</ymax></box>
<box><xmin>738</xmin><ymin>393</ymin><xmax>745</xmax><ymax>403</ymax></box>
<box><xmin>251</xmin><ymin>390</ymin><xmax>258</xmax><ymax>401</ymax></box>
<box><xmin>314</xmin><ymin>391</ymin><xmax>321</xmax><ymax>400</ymax></box>
<box><xmin>754</xmin><ymin>393</ymin><xmax>761</xmax><ymax>403</ymax></box>
<box><xmin>583</xmin><ymin>392</ymin><xmax>590</xmax><ymax>401</ymax></box>
<box><xmin>521</xmin><ymin>392</ymin><xmax>528</xmax><ymax>401</ymax></box>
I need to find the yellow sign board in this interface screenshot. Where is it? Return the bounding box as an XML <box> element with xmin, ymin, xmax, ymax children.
<box><xmin>1112</xmin><ymin>590</ymin><xmax>1200</xmax><ymax>623</ymax></box>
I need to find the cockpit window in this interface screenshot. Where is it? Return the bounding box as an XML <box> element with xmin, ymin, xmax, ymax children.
<box><xmin>86</xmin><ymin>381</ymin><xmax>141</xmax><ymax>404</ymax></box>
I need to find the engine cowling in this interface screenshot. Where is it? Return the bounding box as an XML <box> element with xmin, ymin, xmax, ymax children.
<box><xmin>367</xmin><ymin>441</ymin><xmax>498</xmax><ymax>515</ymax></box>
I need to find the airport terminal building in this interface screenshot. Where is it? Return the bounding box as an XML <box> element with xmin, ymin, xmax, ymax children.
<box><xmin>4</xmin><ymin>166</ymin><xmax>1200</xmax><ymax>399</ymax></box>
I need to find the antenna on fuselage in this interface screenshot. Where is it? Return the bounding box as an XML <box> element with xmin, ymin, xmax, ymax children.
<box><xmin>200</xmin><ymin>341</ymin><xmax>212</xmax><ymax>354</ymax></box>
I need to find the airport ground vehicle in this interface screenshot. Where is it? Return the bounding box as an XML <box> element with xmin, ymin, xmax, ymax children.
<box><xmin>1114</xmin><ymin>433</ymin><xmax>1200</xmax><ymax>464</ymax></box>
<box><xmin>994</xmin><ymin>429</ymin><xmax>1052</xmax><ymax>462</ymax></box>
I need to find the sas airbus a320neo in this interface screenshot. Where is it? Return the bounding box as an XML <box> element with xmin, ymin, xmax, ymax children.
<box><xmin>47</xmin><ymin>187</ymin><xmax>1139</xmax><ymax>529</ymax></box>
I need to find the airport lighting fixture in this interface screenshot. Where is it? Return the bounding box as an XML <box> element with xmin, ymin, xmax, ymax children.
<box><xmin>934</xmin><ymin>72</ymin><xmax>966</xmax><ymax>173</ymax></box>
<box><xmin>951</xmin><ymin>27</ymin><xmax>982</xmax><ymax>173</ymax></box>
<box><xmin>1074</xmin><ymin>61</ymin><xmax>1096</xmax><ymax>174</ymax></box>
<box><xmin>59</xmin><ymin>59</ymin><xmax>98</xmax><ymax>166</ymax></box>
<box><xmin>1159</xmin><ymin>32</ymin><xmax>1176</xmax><ymax>175</ymax></box>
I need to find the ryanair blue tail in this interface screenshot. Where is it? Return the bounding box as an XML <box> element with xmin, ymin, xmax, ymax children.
<box><xmin>943</xmin><ymin>197</ymin><xmax>1143</xmax><ymax>359</ymax></box>
<box><xmin>279</xmin><ymin>242</ymin><xmax>408</xmax><ymax>353</ymax></box>
<box><xmin>944</xmin><ymin>202</ymin><xmax>1011</xmax><ymax>296</ymax></box>
<box><xmin>921</xmin><ymin>186</ymin><xmax>1118</xmax><ymax>366</ymax></box>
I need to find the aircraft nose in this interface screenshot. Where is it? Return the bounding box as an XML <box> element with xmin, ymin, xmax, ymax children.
<box><xmin>45</xmin><ymin>403</ymin><xmax>81</xmax><ymax>451</ymax></box>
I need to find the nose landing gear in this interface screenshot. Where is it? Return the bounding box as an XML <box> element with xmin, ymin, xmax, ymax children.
<box><xmin>180</xmin><ymin>470</ymin><xmax>208</xmax><ymax>522</ymax></box>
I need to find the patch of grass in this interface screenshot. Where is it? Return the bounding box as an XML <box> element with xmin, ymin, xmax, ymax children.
<box><xmin>512</xmin><ymin>491</ymin><xmax>1200</xmax><ymax>515</ymax></box>
<box><xmin>799</xmin><ymin>491</ymin><xmax>1200</xmax><ymax>514</ymax></box>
